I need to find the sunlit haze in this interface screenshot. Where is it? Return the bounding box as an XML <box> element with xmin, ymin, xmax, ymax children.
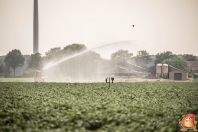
<box><xmin>0</xmin><ymin>0</ymin><xmax>198</xmax><ymax>58</ymax></box>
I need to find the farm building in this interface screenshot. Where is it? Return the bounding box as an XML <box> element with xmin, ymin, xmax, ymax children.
<box><xmin>155</xmin><ymin>64</ymin><xmax>188</xmax><ymax>81</ymax></box>
<box><xmin>96</xmin><ymin>63</ymin><xmax>190</xmax><ymax>80</ymax></box>
<box><xmin>187</xmin><ymin>61</ymin><xmax>198</xmax><ymax>72</ymax></box>
<box><xmin>147</xmin><ymin>72</ymin><xmax>156</xmax><ymax>79</ymax></box>
<box><xmin>168</xmin><ymin>67</ymin><xmax>188</xmax><ymax>81</ymax></box>
<box><xmin>95</xmin><ymin>66</ymin><xmax>148</xmax><ymax>78</ymax></box>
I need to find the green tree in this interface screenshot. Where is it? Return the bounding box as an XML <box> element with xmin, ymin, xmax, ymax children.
<box><xmin>155</xmin><ymin>51</ymin><xmax>175</xmax><ymax>65</ymax></box>
<box><xmin>162</xmin><ymin>56</ymin><xmax>188</xmax><ymax>71</ymax></box>
<box><xmin>182</xmin><ymin>54</ymin><xmax>197</xmax><ymax>61</ymax></box>
<box><xmin>64</xmin><ymin>43</ymin><xmax>86</xmax><ymax>51</ymax></box>
<box><xmin>148</xmin><ymin>65</ymin><xmax>156</xmax><ymax>73</ymax></box>
<box><xmin>44</xmin><ymin>44</ymin><xmax>87</xmax><ymax>63</ymax></box>
<box><xmin>28</xmin><ymin>53</ymin><xmax>42</xmax><ymax>70</ymax></box>
<box><xmin>110</xmin><ymin>50</ymin><xmax>133</xmax><ymax>66</ymax></box>
<box><xmin>4</xmin><ymin>49</ymin><xmax>25</xmax><ymax>77</ymax></box>
<box><xmin>45</xmin><ymin>47</ymin><xmax>63</xmax><ymax>61</ymax></box>
<box><xmin>134</xmin><ymin>50</ymin><xmax>151</xmax><ymax>69</ymax></box>
<box><xmin>3</xmin><ymin>63</ymin><xmax>11</xmax><ymax>77</ymax></box>
<box><xmin>0</xmin><ymin>65</ymin><xmax>3</xmax><ymax>76</ymax></box>
<box><xmin>63</xmin><ymin>43</ymin><xmax>87</xmax><ymax>56</ymax></box>
<box><xmin>188</xmin><ymin>69</ymin><xmax>197</xmax><ymax>78</ymax></box>
<box><xmin>111</xmin><ymin>49</ymin><xmax>133</xmax><ymax>60</ymax></box>
<box><xmin>43</xmin><ymin>44</ymin><xmax>102</xmax><ymax>80</ymax></box>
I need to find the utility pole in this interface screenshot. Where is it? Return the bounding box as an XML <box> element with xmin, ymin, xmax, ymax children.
<box><xmin>33</xmin><ymin>0</ymin><xmax>39</xmax><ymax>54</ymax></box>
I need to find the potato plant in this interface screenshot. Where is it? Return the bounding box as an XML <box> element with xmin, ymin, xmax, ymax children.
<box><xmin>0</xmin><ymin>82</ymin><xmax>198</xmax><ymax>132</ymax></box>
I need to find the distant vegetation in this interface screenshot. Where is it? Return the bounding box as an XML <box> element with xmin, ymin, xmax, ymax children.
<box><xmin>0</xmin><ymin>44</ymin><xmax>197</xmax><ymax>78</ymax></box>
<box><xmin>162</xmin><ymin>56</ymin><xmax>188</xmax><ymax>71</ymax></box>
<box><xmin>4</xmin><ymin>49</ymin><xmax>25</xmax><ymax>77</ymax></box>
<box><xmin>182</xmin><ymin>54</ymin><xmax>197</xmax><ymax>61</ymax></box>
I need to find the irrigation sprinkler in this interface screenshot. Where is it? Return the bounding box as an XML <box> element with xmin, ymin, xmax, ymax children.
<box><xmin>109</xmin><ymin>77</ymin><xmax>110</xmax><ymax>88</ymax></box>
<box><xmin>106</xmin><ymin>76</ymin><xmax>114</xmax><ymax>88</ymax></box>
<box><xmin>34</xmin><ymin>70</ymin><xmax>45</xmax><ymax>82</ymax></box>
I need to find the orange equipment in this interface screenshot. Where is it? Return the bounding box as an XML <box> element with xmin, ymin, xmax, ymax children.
<box><xmin>34</xmin><ymin>70</ymin><xmax>45</xmax><ymax>82</ymax></box>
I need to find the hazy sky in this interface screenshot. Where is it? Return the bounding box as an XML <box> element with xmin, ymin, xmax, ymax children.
<box><xmin>0</xmin><ymin>0</ymin><xmax>198</xmax><ymax>58</ymax></box>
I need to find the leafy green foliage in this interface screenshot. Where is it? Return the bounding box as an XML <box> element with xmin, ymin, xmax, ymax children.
<box><xmin>45</xmin><ymin>47</ymin><xmax>63</xmax><ymax>61</ymax></box>
<box><xmin>0</xmin><ymin>65</ymin><xmax>3</xmax><ymax>76</ymax></box>
<box><xmin>155</xmin><ymin>51</ymin><xmax>175</xmax><ymax>65</ymax></box>
<box><xmin>0</xmin><ymin>82</ymin><xmax>197</xmax><ymax>131</ymax></box>
<box><xmin>22</xmin><ymin>69</ymin><xmax>35</xmax><ymax>78</ymax></box>
<box><xmin>111</xmin><ymin>50</ymin><xmax>133</xmax><ymax>61</ymax></box>
<box><xmin>4</xmin><ymin>49</ymin><xmax>25</xmax><ymax>77</ymax></box>
<box><xmin>111</xmin><ymin>50</ymin><xmax>133</xmax><ymax>67</ymax></box>
<box><xmin>148</xmin><ymin>65</ymin><xmax>156</xmax><ymax>73</ymax></box>
<box><xmin>188</xmin><ymin>69</ymin><xmax>198</xmax><ymax>78</ymax></box>
<box><xmin>134</xmin><ymin>50</ymin><xmax>151</xmax><ymax>69</ymax></box>
<box><xmin>183</xmin><ymin>54</ymin><xmax>197</xmax><ymax>61</ymax></box>
<box><xmin>44</xmin><ymin>44</ymin><xmax>87</xmax><ymax>66</ymax></box>
<box><xmin>43</xmin><ymin>44</ymin><xmax>102</xmax><ymax>79</ymax></box>
<box><xmin>28</xmin><ymin>53</ymin><xmax>43</xmax><ymax>70</ymax></box>
<box><xmin>63</xmin><ymin>43</ymin><xmax>87</xmax><ymax>55</ymax></box>
<box><xmin>162</xmin><ymin>56</ymin><xmax>188</xmax><ymax>71</ymax></box>
<box><xmin>1</xmin><ymin>63</ymin><xmax>11</xmax><ymax>77</ymax></box>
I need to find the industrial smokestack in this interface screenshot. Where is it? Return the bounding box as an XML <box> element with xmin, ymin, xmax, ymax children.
<box><xmin>33</xmin><ymin>0</ymin><xmax>39</xmax><ymax>54</ymax></box>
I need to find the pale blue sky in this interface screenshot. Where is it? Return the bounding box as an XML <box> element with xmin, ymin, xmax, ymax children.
<box><xmin>0</xmin><ymin>0</ymin><xmax>198</xmax><ymax>58</ymax></box>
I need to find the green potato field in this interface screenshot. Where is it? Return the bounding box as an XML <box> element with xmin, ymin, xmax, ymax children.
<box><xmin>0</xmin><ymin>82</ymin><xmax>198</xmax><ymax>132</ymax></box>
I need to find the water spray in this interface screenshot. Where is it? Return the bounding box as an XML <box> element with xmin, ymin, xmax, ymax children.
<box><xmin>43</xmin><ymin>40</ymin><xmax>135</xmax><ymax>70</ymax></box>
<box><xmin>127</xmin><ymin>61</ymin><xmax>147</xmax><ymax>71</ymax></box>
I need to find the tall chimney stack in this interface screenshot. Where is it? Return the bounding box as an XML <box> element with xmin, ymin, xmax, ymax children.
<box><xmin>33</xmin><ymin>0</ymin><xmax>39</xmax><ymax>54</ymax></box>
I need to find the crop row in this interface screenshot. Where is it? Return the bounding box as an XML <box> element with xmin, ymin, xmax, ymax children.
<box><xmin>0</xmin><ymin>82</ymin><xmax>198</xmax><ymax>131</ymax></box>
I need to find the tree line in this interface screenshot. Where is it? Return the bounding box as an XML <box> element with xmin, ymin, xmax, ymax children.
<box><xmin>0</xmin><ymin>43</ymin><xmax>197</xmax><ymax>78</ymax></box>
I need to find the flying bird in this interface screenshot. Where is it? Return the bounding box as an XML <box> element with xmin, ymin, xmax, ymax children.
<box><xmin>132</xmin><ymin>25</ymin><xmax>135</xmax><ymax>27</ymax></box>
